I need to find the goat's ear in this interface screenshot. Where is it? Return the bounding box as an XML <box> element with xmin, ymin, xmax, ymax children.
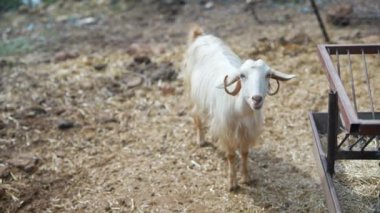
<box><xmin>269</xmin><ymin>70</ymin><xmax>296</xmax><ymax>81</ymax></box>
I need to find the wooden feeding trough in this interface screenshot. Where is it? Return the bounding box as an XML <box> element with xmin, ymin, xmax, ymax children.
<box><xmin>309</xmin><ymin>44</ymin><xmax>380</xmax><ymax>212</ymax></box>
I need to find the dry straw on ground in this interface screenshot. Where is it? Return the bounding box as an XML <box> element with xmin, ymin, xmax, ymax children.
<box><xmin>0</xmin><ymin>1</ymin><xmax>379</xmax><ymax>212</ymax></box>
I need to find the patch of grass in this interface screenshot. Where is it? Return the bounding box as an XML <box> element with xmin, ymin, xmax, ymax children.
<box><xmin>0</xmin><ymin>0</ymin><xmax>22</xmax><ymax>12</ymax></box>
<box><xmin>0</xmin><ymin>37</ymin><xmax>36</xmax><ymax>57</ymax></box>
<box><xmin>43</xmin><ymin>0</ymin><xmax>58</xmax><ymax>5</ymax></box>
<box><xmin>0</xmin><ymin>0</ymin><xmax>58</xmax><ymax>12</ymax></box>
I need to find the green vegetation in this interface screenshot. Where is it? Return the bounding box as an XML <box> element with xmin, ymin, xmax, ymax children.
<box><xmin>0</xmin><ymin>37</ymin><xmax>35</xmax><ymax>56</ymax></box>
<box><xmin>0</xmin><ymin>0</ymin><xmax>58</xmax><ymax>12</ymax></box>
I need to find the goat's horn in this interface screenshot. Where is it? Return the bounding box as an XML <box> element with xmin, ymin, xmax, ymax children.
<box><xmin>267</xmin><ymin>78</ymin><xmax>280</xmax><ymax>96</ymax></box>
<box><xmin>224</xmin><ymin>75</ymin><xmax>241</xmax><ymax>96</ymax></box>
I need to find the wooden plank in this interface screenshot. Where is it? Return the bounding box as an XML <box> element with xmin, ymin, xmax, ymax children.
<box><xmin>318</xmin><ymin>45</ymin><xmax>360</xmax><ymax>133</ymax></box>
<box><xmin>309</xmin><ymin>112</ymin><xmax>342</xmax><ymax>213</ymax></box>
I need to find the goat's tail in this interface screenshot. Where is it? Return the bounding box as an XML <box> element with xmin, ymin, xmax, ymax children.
<box><xmin>188</xmin><ymin>24</ymin><xmax>204</xmax><ymax>43</ymax></box>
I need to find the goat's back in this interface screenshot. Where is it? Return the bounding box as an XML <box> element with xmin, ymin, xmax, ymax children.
<box><xmin>183</xmin><ymin>35</ymin><xmax>241</xmax><ymax>92</ymax></box>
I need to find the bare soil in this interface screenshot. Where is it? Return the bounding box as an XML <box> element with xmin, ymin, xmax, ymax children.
<box><xmin>0</xmin><ymin>1</ymin><xmax>379</xmax><ymax>212</ymax></box>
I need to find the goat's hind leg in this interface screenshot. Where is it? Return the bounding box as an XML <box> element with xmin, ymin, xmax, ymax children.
<box><xmin>192</xmin><ymin>107</ymin><xmax>206</xmax><ymax>147</ymax></box>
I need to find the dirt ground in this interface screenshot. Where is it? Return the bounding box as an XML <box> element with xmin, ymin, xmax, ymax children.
<box><xmin>0</xmin><ymin>0</ymin><xmax>379</xmax><ymax>212</ymax></box>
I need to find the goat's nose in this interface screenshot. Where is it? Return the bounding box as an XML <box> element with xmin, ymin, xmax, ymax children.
<box><xmin>252</xmin><ymin>95</ymin><xmax>263</xmax><ymax>102</ymax></box>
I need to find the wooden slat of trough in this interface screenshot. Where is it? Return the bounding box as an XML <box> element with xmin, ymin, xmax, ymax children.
<box><xmin>317</xmin><ymin>44</ymin><xmax>380</xmax><ymax>135</ymax></box>
<box><xmin>309</xmin><ymin>112</ymin><xmax>342</xmax><ymax>213</ymax></box>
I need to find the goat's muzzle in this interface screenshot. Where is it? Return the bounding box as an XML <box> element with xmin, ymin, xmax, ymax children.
<box><xmin>248</xmin><ymin>95</ymin><xmax>263</xmax><ymax>110</ymax></box>
<box><xmin>223</xmin><ymin>75</ymin><xmax>241</xmax><ymax>96</ymax></box>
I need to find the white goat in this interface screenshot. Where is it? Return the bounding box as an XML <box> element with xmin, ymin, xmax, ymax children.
<box><xmin>183</xmin><ymin>26</ymin><xmax>295</xmax><ymax>191</ymax></box>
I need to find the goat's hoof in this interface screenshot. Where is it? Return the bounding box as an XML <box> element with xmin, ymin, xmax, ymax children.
<box><xmin>242</xmin><ymin>175</ymin><xmax>252</xmax><ymax>184</ymax></box>
<box><xmin>242</xmin><ymin>178</ymin><xmax>251</xmax><ymax>185</ymax></box>
<box><xmin>243</xmin><ymin>178</ymin><xmax>257</xmax><ymax>186</ymax></box>
<box><xmin>229</xmin><ymin>184</ymin><xmax>240</xmax><ymax>192</ymax></box>
<box><xmin>199</xmin><ymin>141</ymin><xmax>212</xmax><ymax>147</ymax></box>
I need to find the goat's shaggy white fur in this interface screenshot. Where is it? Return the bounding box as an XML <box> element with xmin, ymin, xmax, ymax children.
<box><xmin>184</xmin><ymin>31</ymin><xmax>263</xmax><ymax>149</ymax></box>
<box><xmin>183</xmin><ymin>26</ymin><xmax>294</xmax><ymax>191</ymax></box>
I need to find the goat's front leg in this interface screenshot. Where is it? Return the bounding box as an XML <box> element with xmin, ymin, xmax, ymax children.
<box><xmin>240</xmin><ymin>142</ymin><xmax>250</xmax><ymax>184</ymax></box>
<box><xmin>227</xmin><ymin>150</ymin><xmax>238</xmax><ymax>191</ymax></box>
<box><xmin>192</xmin><ymin>107</ymin><xmax>206</xmax><ymax>147</ymax></box>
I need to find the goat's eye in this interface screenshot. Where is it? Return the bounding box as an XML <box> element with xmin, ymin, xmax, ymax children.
<box><xmin>240</xmin><ymin>73</ymin><xmax>246</xmax><ymax>79</ymax></box>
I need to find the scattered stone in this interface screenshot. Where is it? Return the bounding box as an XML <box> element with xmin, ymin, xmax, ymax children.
<box><xmin>125</xmin><ymin>75</ymin><xmax>143</xmax><ymax>89</ymax></box>
<box><xmin>7</xmin><ymin>155</ymin><xmax>39</xmax><ymax>173</ymax></box>
<box><xmin>80</xmin><ymin>80</ymin><xmax>94</xmax><ymax>90</ymax></box>
<box><xmin>0</xmin><ymin>165</ymin><xmax>10</xmax><ymax>178</ymax></box>
<box><xmin>24</xmin><ymin>106</ymin><xmax>47</xmax><ymax>118</ymax></box>
<box><xmin>58</xmin><ymin>120</ymin><xmax>74</xmax><ymax>130</ymax></box>
<box><xmin>204</xmin><ymin>1</ymin><xmax>214</xmax><ymax>10</ymax></box>
<box><xmin>151</xmin><ymin>62</ymin><xmax>177</xmax><ymax>82</ymax></box>
<box><xmin>93</xmin><ymin>63</ymin><xmax>107</xmax><ymax>71</ymax></box>
<box><xmin>76</xmin><ymin>17</ymin><xmax>97</xmax><ymax>26</ymax></box>
<box><xmin>126</xmin><ymin>43</ymin><xmax>152</xmax><ymax>56</ymax></box>
<box><xmin>106</xmin><ymin>81</ymin><xmax>122</xmax><ymax>94</ymax></box>
<box><xmin>326</xmin><ymin>3</ymin><xmax>353</xmax><ymax>26</ymax></box>
<box><xmin>54</xmin><ymin>51</ymin><xmax>80</xmax><ymax>62</ymax></box>
<box><xmin>177</xmin><ymin>110</ymin><xmax>186</xmax><ymax>117</ymax></box>
<box><xmin>133</xmin><ymin>56</ymin><xmax>151</xmax><ymax>65</ymax></box>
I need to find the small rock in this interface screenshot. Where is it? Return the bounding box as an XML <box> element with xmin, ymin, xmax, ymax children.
<box><xmin>326</xmin><ymin>3</ymin><xmax>353</xmax><ymax>26</ymax></box>
<box><xmin>7</xmin><ymin>155</ymin><xmax>39</xmax><ymax>173</ymax></box>
<box><xmin>204</xmin><ymin>1</ymin><xmax>214</xmax><ymax>9</ymax></box>
<box><xmin>151</xmin><ymin>62</ymin><xmax>177</xmax><ymax>82</ymax></box>
<box><xmin>24</xmin><ymin>106</ymin><xmax>47</xmax><ymax>118</ymax></box>
<box><xmin>58</xmin><ymin>120</ymin><xmax>74</xmax><ymax>130</ymax></box>
<box><xmin>126</xmin><ymin>76</ymin><xmax>143</xmax><ymax>89</ymax></box>
<box><xmin>93</xmin><ymin>64</ymin><xmax>107</xmax><ymax>71</ymax></box>
<box><xmin>54</xmin><ymin>51</ymin><xmax>80</xmax><ymax>62</ymax></box>
<box><xmin>133</xmin><ymin>56</ymin><xmax>151</xmax><ymax>65</ymax></box>
<box><xmin>177</xmin><ymin>110</ymin><xmax>186</xmax><ymax>117</ymax></box>
<box><xmin>0</xmin><ymin>165</ymin><xmax>10</xmax><ymax>178</ymax></box>
<box><xmin>80</xmin><ymin>80</ymin><xmax>94</xmax><ymax>90</ymax></box>
<box><xmin>76</xmin><ymin>17</ymin><xmax>97</xmax><ymax>26</ymax></box>
<box><xmin>126</xmin><ymin>43</ymin><xmax>152</xmax><ymax>56</ymax></box>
